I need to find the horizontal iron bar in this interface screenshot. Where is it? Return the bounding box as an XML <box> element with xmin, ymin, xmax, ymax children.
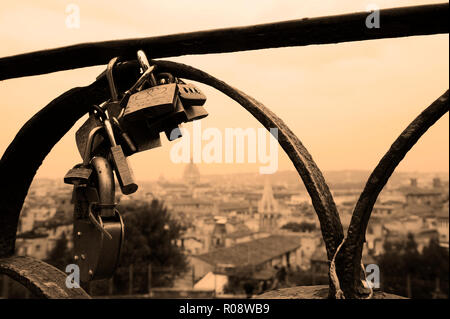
<box><xmin>0</xmin><ymin>3</ymin><xmax>448</xmax><ymax>81</ymax></box>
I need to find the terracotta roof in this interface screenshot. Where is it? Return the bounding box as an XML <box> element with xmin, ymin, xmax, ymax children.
<box><xmin>225</xmin><ymin>229</ymin><xmax>253</xmax><ymax>239</ymax></box>
<box><xmin>194</xmin><ymin>235</ymin><xmax>300</xmax><ymax>267</ymax></box>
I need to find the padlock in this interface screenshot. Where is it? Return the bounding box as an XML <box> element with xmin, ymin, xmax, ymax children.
<box><xmin>73</xmin><ymin>156</ymin><xmax>124</xmax><ymax>282</ymax></box>
<box><xmin>75</xmin><ymin>113</ymin><xmax>104</xmax><ymax>159</ymax></box>
<box><xmin>177</xmin><ymin>81</ymin><xmax>207</xmax><ymax>107</ymax></box>
<box><xmin>120</xmin><ymin>118</ymin><xmax>162</xmax><ymax>153</ymax></box>
<box><xmin>73</xmin><ymin>210</ymin><xmax>124</xmax><ymax>282</ymax></box>
<box><xmin>123</xmin><ymin>81</ymin><xmax>178</xmax><ymax>120</ymax></box>
<box><xmin>176</xmin><ymin>79</ymin><xmax>208</xmax><ymax>121</ymax></box>
<box><xmin>147</xmin><ymin>94</ymin><xmax>208</xmax><ymax>136</ymax></box>
<box><xmin>103</xmin><ymin>117</ymin><xmax>138</xmax><ymax>195</ymax></box>
<box><xmin>75</xmin><ymin>57</ymin><xmax>122</xmax><ymax>158</ymax></box>
<box><xmin>122</xmin><ymin>52</ymin><xmax>177</xmax><ymax>121</ymax></box>
<box><xmin>146</xmin><ymin>94</ymin><xmax>186</xmax><ymax>136</ymax></box>
<box><xmin>64</xmin><ymin>164</ymin><xmax>92</xmax><ymax>185</ymax></box>
<box><xmin>64</xmin><ymin>126</ymin><xmax>103</xmax><ymax>185</ymax></box>
<box><xmin>158</xmin><ymin>76</ymin><xmax>208</xmax><ymax>123</ymax></box>
<box><xmin>184</xmin><ymin>104</ymin><xmax>209</xmax><ymax>122</ymax></box>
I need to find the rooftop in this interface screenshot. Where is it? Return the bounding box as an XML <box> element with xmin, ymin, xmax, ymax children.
<box><xmin>399</xmin><ymin>186</ymin><xmax>442</xmax><ymax>196</ymax></box>
<box><xmin>193</xmin><ymin>235</ymin><xmax>301</xmax><ymax>268</ymax></box>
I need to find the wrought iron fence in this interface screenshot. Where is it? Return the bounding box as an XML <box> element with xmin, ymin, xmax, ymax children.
<box><xmin>0</xmin><ymin>3</ymin><xmax>448</xmax><ymax>299</ymax></box>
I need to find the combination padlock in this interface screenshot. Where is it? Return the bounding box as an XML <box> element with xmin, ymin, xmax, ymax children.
<box><xmin>177</xmin><ymin>81</ymin><xmax>207</xmax><ymax>107</ymax></box>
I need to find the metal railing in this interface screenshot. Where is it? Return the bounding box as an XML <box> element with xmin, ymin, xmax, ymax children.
<box><xmin>0</xmin><ymin>3</ymin><xmax>448</xmax><ymax>299</ymax></box>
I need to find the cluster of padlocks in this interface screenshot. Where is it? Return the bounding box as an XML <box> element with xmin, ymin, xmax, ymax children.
<box><xmin>63</xmin><ymin>50</ymin><xmax>208</xmax><ymax>282</ymax></box>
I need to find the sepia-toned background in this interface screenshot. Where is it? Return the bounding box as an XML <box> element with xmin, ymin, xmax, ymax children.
<box><xmin>0</xmin><ymin>0</ymin><xmax>448</xmax><ymax>179</ymax></box>
<box><xmin>0</xmin><ymin>0</ymin><xmax>448</xmax><ymax>299</ymax></box>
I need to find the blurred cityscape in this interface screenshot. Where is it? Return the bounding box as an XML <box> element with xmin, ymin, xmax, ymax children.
<box><xmin>2</xmin><ymin>161</ymin><xmax>449</xmax><ymax>298</ymax></box>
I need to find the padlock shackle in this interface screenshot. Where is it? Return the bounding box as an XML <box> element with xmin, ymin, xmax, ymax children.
<box><xmin>137</xmin><ymin>50</ymin><xmax>150</xmax><ymax>71</ymax></box>
<box><xmin>127</xmin><ymin>65</ymin><xmax>155</xmax><ymax>93</ymax></box>
<box><xmin>106</xmin><ymin>57</ymin><xmax>119</xmax><ymax>101</ymax></box>
<box><xmin>118</xmin><ymin>64</ymin><xmax>156</xmax><ymax>110</ymax></box>
<box><xmin>137</xmin><ymin>50</ymin><xmax>157</xmax><ymax>86</ymax></box>
<box><xmin>90</xmin><ymin>156</ymin><xmax>115</xmax><ymax>218</ymax></box>
<box><xmin>83</xmin><ymin>126</ymin><xmax>103</xmax><ymax>165</ymax></box>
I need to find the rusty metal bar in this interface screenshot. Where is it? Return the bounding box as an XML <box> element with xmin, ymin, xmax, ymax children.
<box><xmin>0</xmin><ymin>256</ymin><xmax>90</xmax><ymax>298</ymax></box>
<box><xmin>338</xmin><ymin>90</ymin><xmax>449</xmax><ymax>298</ymax></box>
<box><xmin>0</xmin><ymin>60</ymin><xmax>343</xmax><ymax>297</ymax></box>
<box><xmin>0</xmin><ymin>3</ymin><xmax>448</xmax><ymax>81</ymax></box>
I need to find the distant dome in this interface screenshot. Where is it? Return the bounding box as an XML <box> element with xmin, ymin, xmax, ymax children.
<box><xmin>183</xmin><ymin>158</ymin><xmax>200</xmax><ymax>185</ymax></box>
<box><xmin>157</xmin><ymin>174</ymin><xmax>166</xmax><ymax>183</ymax></box>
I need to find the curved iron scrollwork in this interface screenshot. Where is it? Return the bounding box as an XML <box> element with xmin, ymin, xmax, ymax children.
<box><xmin>339</xmin><ymin>91</ymin><xmax>449</xmax><ymax>298</ymax></box>
<box><xmin>0</xmin><ymin>58</ymin><xmax>448</xmax><ymax>298</ymax></box>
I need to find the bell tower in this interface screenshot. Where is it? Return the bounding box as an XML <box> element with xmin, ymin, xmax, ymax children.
<box><xmin>258</xmin><ymin>178</ymin><xmax>279</xmax><ymax>232</ymax></box>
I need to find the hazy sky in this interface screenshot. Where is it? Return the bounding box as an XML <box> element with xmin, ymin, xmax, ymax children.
<box><xmin>0</xmin><ymin>0</ymin><xmax>448</xmax><ymax>181</ymax></box>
